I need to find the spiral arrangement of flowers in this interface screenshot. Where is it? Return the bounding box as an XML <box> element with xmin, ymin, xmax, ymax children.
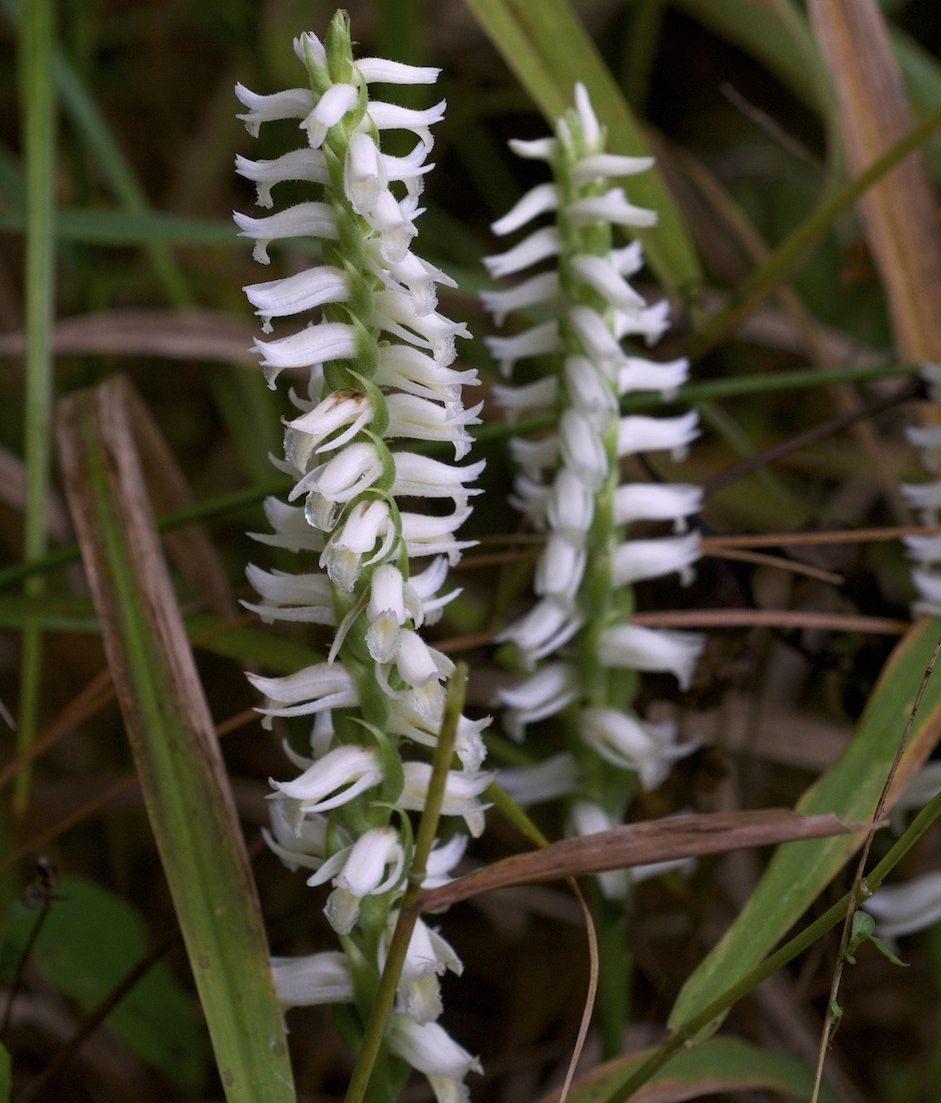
<box><xmin>235</xmin><ymin>14</ymin><xmax>487</xmax><ymax>1098</ymax></box>
<box><xmin>483</xmin><ymin>85</ymin><xmax>704</xmax><ymax>879</ymax></box>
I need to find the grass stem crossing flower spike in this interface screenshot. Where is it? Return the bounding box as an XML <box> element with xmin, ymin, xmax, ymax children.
<box><xmin>236</xmin><ymin>14</ymin><xmax>488</xmax><ymax>1100</ymax></box>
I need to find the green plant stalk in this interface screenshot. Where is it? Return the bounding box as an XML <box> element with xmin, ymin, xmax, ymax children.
<box><xmin>61</xmin><ymin>385</ymin><xmax>296</xmax><ymax>1102</ymax></box>
<box><xmin>688</xmin><ymin>101</ymin><xmax>941</xmax><ymax>361</ymax></box>
<box><xmin>14</xmin><ymin>0</ymin><xmax>56</xmax><ymax>812</ymax></box>
<box><xmin>606</xmin><ymin>778</ymin><xmax>941</xmax><ymax>1102</ymax></box>
<box><xmin>343</xmin><ymin>665</ymin><xmax>467</xmax><ymax>1103</ymax></box>
<box><xmin>0</xmin><ymin>359</ymin><xmax>922</xmax><ymax>594</ymax></box>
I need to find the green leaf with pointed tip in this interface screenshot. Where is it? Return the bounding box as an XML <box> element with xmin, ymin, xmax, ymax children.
<box><xmin>543</xmin><ymin>1035</ymin><xmax>841</xmax><ymax>1103</ymax></box>
<box><xmin>463</xmin><ymin>0</ymin><xmax>702</xmax><ymax>296</ymax></box>
<box><xmin>670</xmin><ymin>617</ymin><xmax>941</xmax><ymax>1030</ymax></box>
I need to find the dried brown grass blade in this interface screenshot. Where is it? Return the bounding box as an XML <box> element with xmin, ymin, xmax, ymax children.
<box><xmin>0</xmin><ymin>308</ymin><xmax>257</xmax><ymax>365</ymax></box>
<box><xmin>121</xmin><ymin>381</ymin><xmax>236</xmax><ymax>617</ymax></box>
<box><xmin>809</xmin><ymin>0</ymin><xmax>941</xmax><ymax>361</ymax></box>
<box><xmin>418</xmin><ymin>809</ymin><xmax>859</xmax><ymax>911</ymax></box>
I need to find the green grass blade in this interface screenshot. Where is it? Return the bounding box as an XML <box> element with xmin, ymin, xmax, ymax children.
<box><xmin>56</xmin><ymin>376</ymin><xmax>295</xmax><ymax>1103</ymax></box>
<box><xmin>669</xmin><ymin>617</ymin><xmax>941</xmax><ymax>1030</ymax></box>
<box><xmin>545</xmin><ymin>1035</ymin><xmax>840</xmax><ymax>1103</ymax></box>
<box><xmin>462</xmin><ymin>0</ymin><xmax>702</xmax><ymax>296</ymax></box>
<box><xmin>14</xmin><ymin>0</ymin><xmax>57</xmax><ymax>812</ymax></box>
<box><xmin>0</xmin><ymin>205</ymin><xmax>238</xmax><ymax>246</ymax></box>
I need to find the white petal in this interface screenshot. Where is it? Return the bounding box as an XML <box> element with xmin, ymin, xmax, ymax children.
<box><xmin>491</xmin><ymin>183</ymin><xmax>558</xmax><ymax>236</ymax></box>
<box><xmin>497</xmin><ymin>753</ymin><xmax>581</xmax><ymax>806</ymax></box>
<box><xmin>357</xmin><ymin>58</ymin><xmax>441</xmax><ymax>84</ymax></box>
<box><xmin>573</xmin><ymin>83</ymin><xmax>602</xmax><ymax>151</ymax></box>
<box><xmin>534</xmin><ymin>534</ymin><xmax>586</xmax><ymax>599</ymax></box>
<box><xmin>613</xmin><ymin>482</ymin><xmax>702</xmax><ymax>531</ymax></box>
<box><xmin>301</xmin><ymin>83</ymin><xmax>358</xmax><ymax>148</ymax></box>
<box><xmin>244</xmin><ymin>265</ymin><xmax>348</xmax><ymax>330</ymax></box>
<box><xmin>480</xmin><ymin>271</ymin><xmax>559</xmax><ymax>325</ymax></box>
<box><xmin>570</xmin><ymin>187</ymin><xmax>657</xmax><ymax>229</ymax></box>
<box><xmin>485</xmin><ymin>320</ymin><xmax>559</xmax><ymax>377</ymax></box>
<box><xmin>234</xmin><ymin>203</ymin><xmax>337</xmax><ymax>264</ymax></box>
<box><xmin>617</xmin><ymin>411</ymin><xmax>700</xmax><ymax>460</ymax></box>
<box><xmin>546</xmin><ymin>467</ymin><xmax>595</xmax><ymax>537</ymax></box>
<box><xmin>507</xmin><ymin>136</ymin><xmax>557</xmax><ymax>161</ymax></box>
<box><xmin>573</xmin><ymin>152</ymin><xmax>654</xmax><ymax>183</ymax></box>
<box><xmin>560</xmin><ymin>408</ymin><xmax>608</xmax><ymax>490</ymax></box>
<box><xmin>387</xmin><ymin>1014</ymin><xmax>482</xmax><ymax>1079</ymax></box>
<box><xmin>617</xmin><ymin>356</ymin><xmax>689</xmax><ymax>397</ymax></box>
<box><xmin>235</xmin><ymin>84</ymin><xmax>313</xmax><ymax>137</ymax></box>
<box><xmin>271</xmin><ymin>952</ymin><xmax>353</xmax><ymax>1007</ymax></box>
<box><xmin>865</xmin><ymin>872</ymin><xmax>941</xmax><ymax>939</ymax></box>
<box><xmin>598</xmin><ymin>624</ymin><xmax>703</xmax><ymax>690</ymax></box>
<box><xmin>367</xmin><ymin>99</ymin><xmax>447</xmax><ymax>146</ymax></box>
<box><xmin>235</xmin><ymin>148</ymin><xmax>328</xmax><ymax>207</ymax></box>
<box><xmin>611</xmin><ymin>532</ymin><xmax>701</xmax><ymax>587</ymax></box>
<box><xmin>570</xmin><ymin>253</ymin><xmax>645</xmax><ymax>311</ymax></box>
<box><xmin>483</xmin><ymin>227</ymin><xmax>561</xmax><ymax>279</ymax></box>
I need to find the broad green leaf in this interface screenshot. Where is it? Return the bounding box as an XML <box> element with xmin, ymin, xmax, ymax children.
<box><xmin>462</xmin><ymin>0</ymin><xmax>702</xmax><ymax>296</ymax></box>
<box><xmin>56</xmin><ymin>377</ymin><xmax>296</xmax><ymax>1103</ymax></box>
<box><xmin>2</xmin><ymin>876</ymin><xmax>205</xmax><ymax>1093</ymax></box>
<box><xmin>670</xmin><ymin>617</ymin><xmax>941</xmax><ymax>1028</ymax></box>
<box><xmin>538</xmin><ymin>1035</ymin><xmax>841</xmax><ymax>1103</ymax></box>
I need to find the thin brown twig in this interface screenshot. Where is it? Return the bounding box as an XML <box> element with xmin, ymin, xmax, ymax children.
<box><xmin>703</xmin><ymin>521</ymin><xmax>941</xmax><ymax>550</ymax></box>
<box><xmin>627</xmin><ymin>609</ymin><xmax>908</xmax><ymax>634</ymax></box>
<box><xmin>708</xmin><ymin>547</ymin><xmax>844</xmax><ymax>585</ymax></box>
<box><xmin>703</xmin><ymin>380</ymin><xmax>919</xmax><ymax>494</ymax></box>
<box><xmin>810</xmin><ymin>626</ymin><xmax>941</xmax><ymax>1102</ymax></box>
<box><xmin>3</xmin><ymin>708</ymin><xmax>261</xmax><ymax>871</ymax></box>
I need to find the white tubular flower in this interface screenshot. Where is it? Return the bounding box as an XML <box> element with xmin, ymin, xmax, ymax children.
<box><xmin>244</xmin><ymin>265</ymin><xmax>348</xmax><ymax>332</ymax></box>
<box><xmin>486</xmin><ymin>83</ymin><xmax>705</xmax><ymax>893</ymax></box>
<box><xmin>581</xmin><ymin>709</ymin><xmax>698</xmax><ymax>790</ymax></box>
<box><xmin>400</xmin><ymin>763</ymin><xmax>493</xmax><ymax>838</ymax></box>
<box><xmin>599</xmin><ymin>624</ymin><xmax>704</xmax><ymax>690</ymax></box>
<box><xmin>495</xmin><ymin>662</ymin><xmax>577</xmax><ymax>738</ymax></box>
<box><xmin>864</xmin><ymin>872</ymin><xmax>941</xmax><ymax>939</ymax></box>
<box><xmin>235</xmin><ymin>84</ymin><xmax>313</xmax><ymax>136</ymax></box>
<box><xmin>613</xmin><ymin>483</ymin><xmax>702</xmax><ymax>532</ymax></box>
<box><xmin>387</xmin><ymin>1015</ymin><xmax>482</xmax><ymax>1102</ymax></box>
<box><xmin>617</xmin><ymin>411</ymin><xmax>700</xmax><ymax>459</ymax></box>
<box><xmin>611</xmin><ymin>532</ymin><xmax>701</xmax><ymax>587</ymax></box>
<box><xmin>497</xmin><ymin>753</ymin><xmax>582</xmax><ymax>806</ymax></box>
<box><xmin>310</xmin><ymin>826</ymin><xmax>406</xmax><ymax>935</ymax></box>
<box><xmin>271</xmin><ymin>745</ymin><xmax>384</xmax><ymax>812</ymax></box>
<box><xmin>238</xmin><ymin>18</ymin><xmax>487</xmax><ymax>1094</ymax></box>
<box><xmin>271</xmin><ymin>951</ymin><xmax>353</xmax><ymax>1008</ymax></box>
<box><xmin>569</xmin><ymin>802</ymin><xmax>629</xmax><ymax>900</ymax></box>
<box><xmin>381</xmin><ymin>916</ymin><xmax>463</xmax><ymax>1024</ymax></box>
<box><xmin>235</xmin><ymin>149</ymin><xmax>329</xmax><ymax>208</ymax></box>
<box><xmin>233</xmin><ymin>203</ymin><xmax>337</xmax><ymax>264</ymax></box>
<box><xmin>242</xmin><ymin>564</ymin><xmax>335</xmax><ymax>625</ymax></box>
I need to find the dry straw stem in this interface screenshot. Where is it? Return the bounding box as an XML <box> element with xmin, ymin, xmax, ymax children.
<box><xmin>56</xmin><ymin>374</ymin><xmax>294</xmax><ymax>1102</ymax></box>
<box><xmin>809</xmin><ymin>0</ymin><xmax>941</xmax><ymax>361</ymax></box>
<box><xmin>418</xmin><ymin>809</ymin><xmax>860</xmax><ymax>911</ymax></box>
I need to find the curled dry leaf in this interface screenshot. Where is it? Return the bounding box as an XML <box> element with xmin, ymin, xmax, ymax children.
<box><xmin>418</xmin><ymin>809</ymin><xmax>863</xmax><ymax>911</ymax></box>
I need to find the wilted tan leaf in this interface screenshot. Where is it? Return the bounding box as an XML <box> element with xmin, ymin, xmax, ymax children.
<box><xmin>809</xmin><ymin>0</ymin><xmax>941</xmax><ymax>360</ymax></box>
<box><xmin>418</xmin><ymin>809</ymin><xmax>860</xmax><ymax>911</ymax></box>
